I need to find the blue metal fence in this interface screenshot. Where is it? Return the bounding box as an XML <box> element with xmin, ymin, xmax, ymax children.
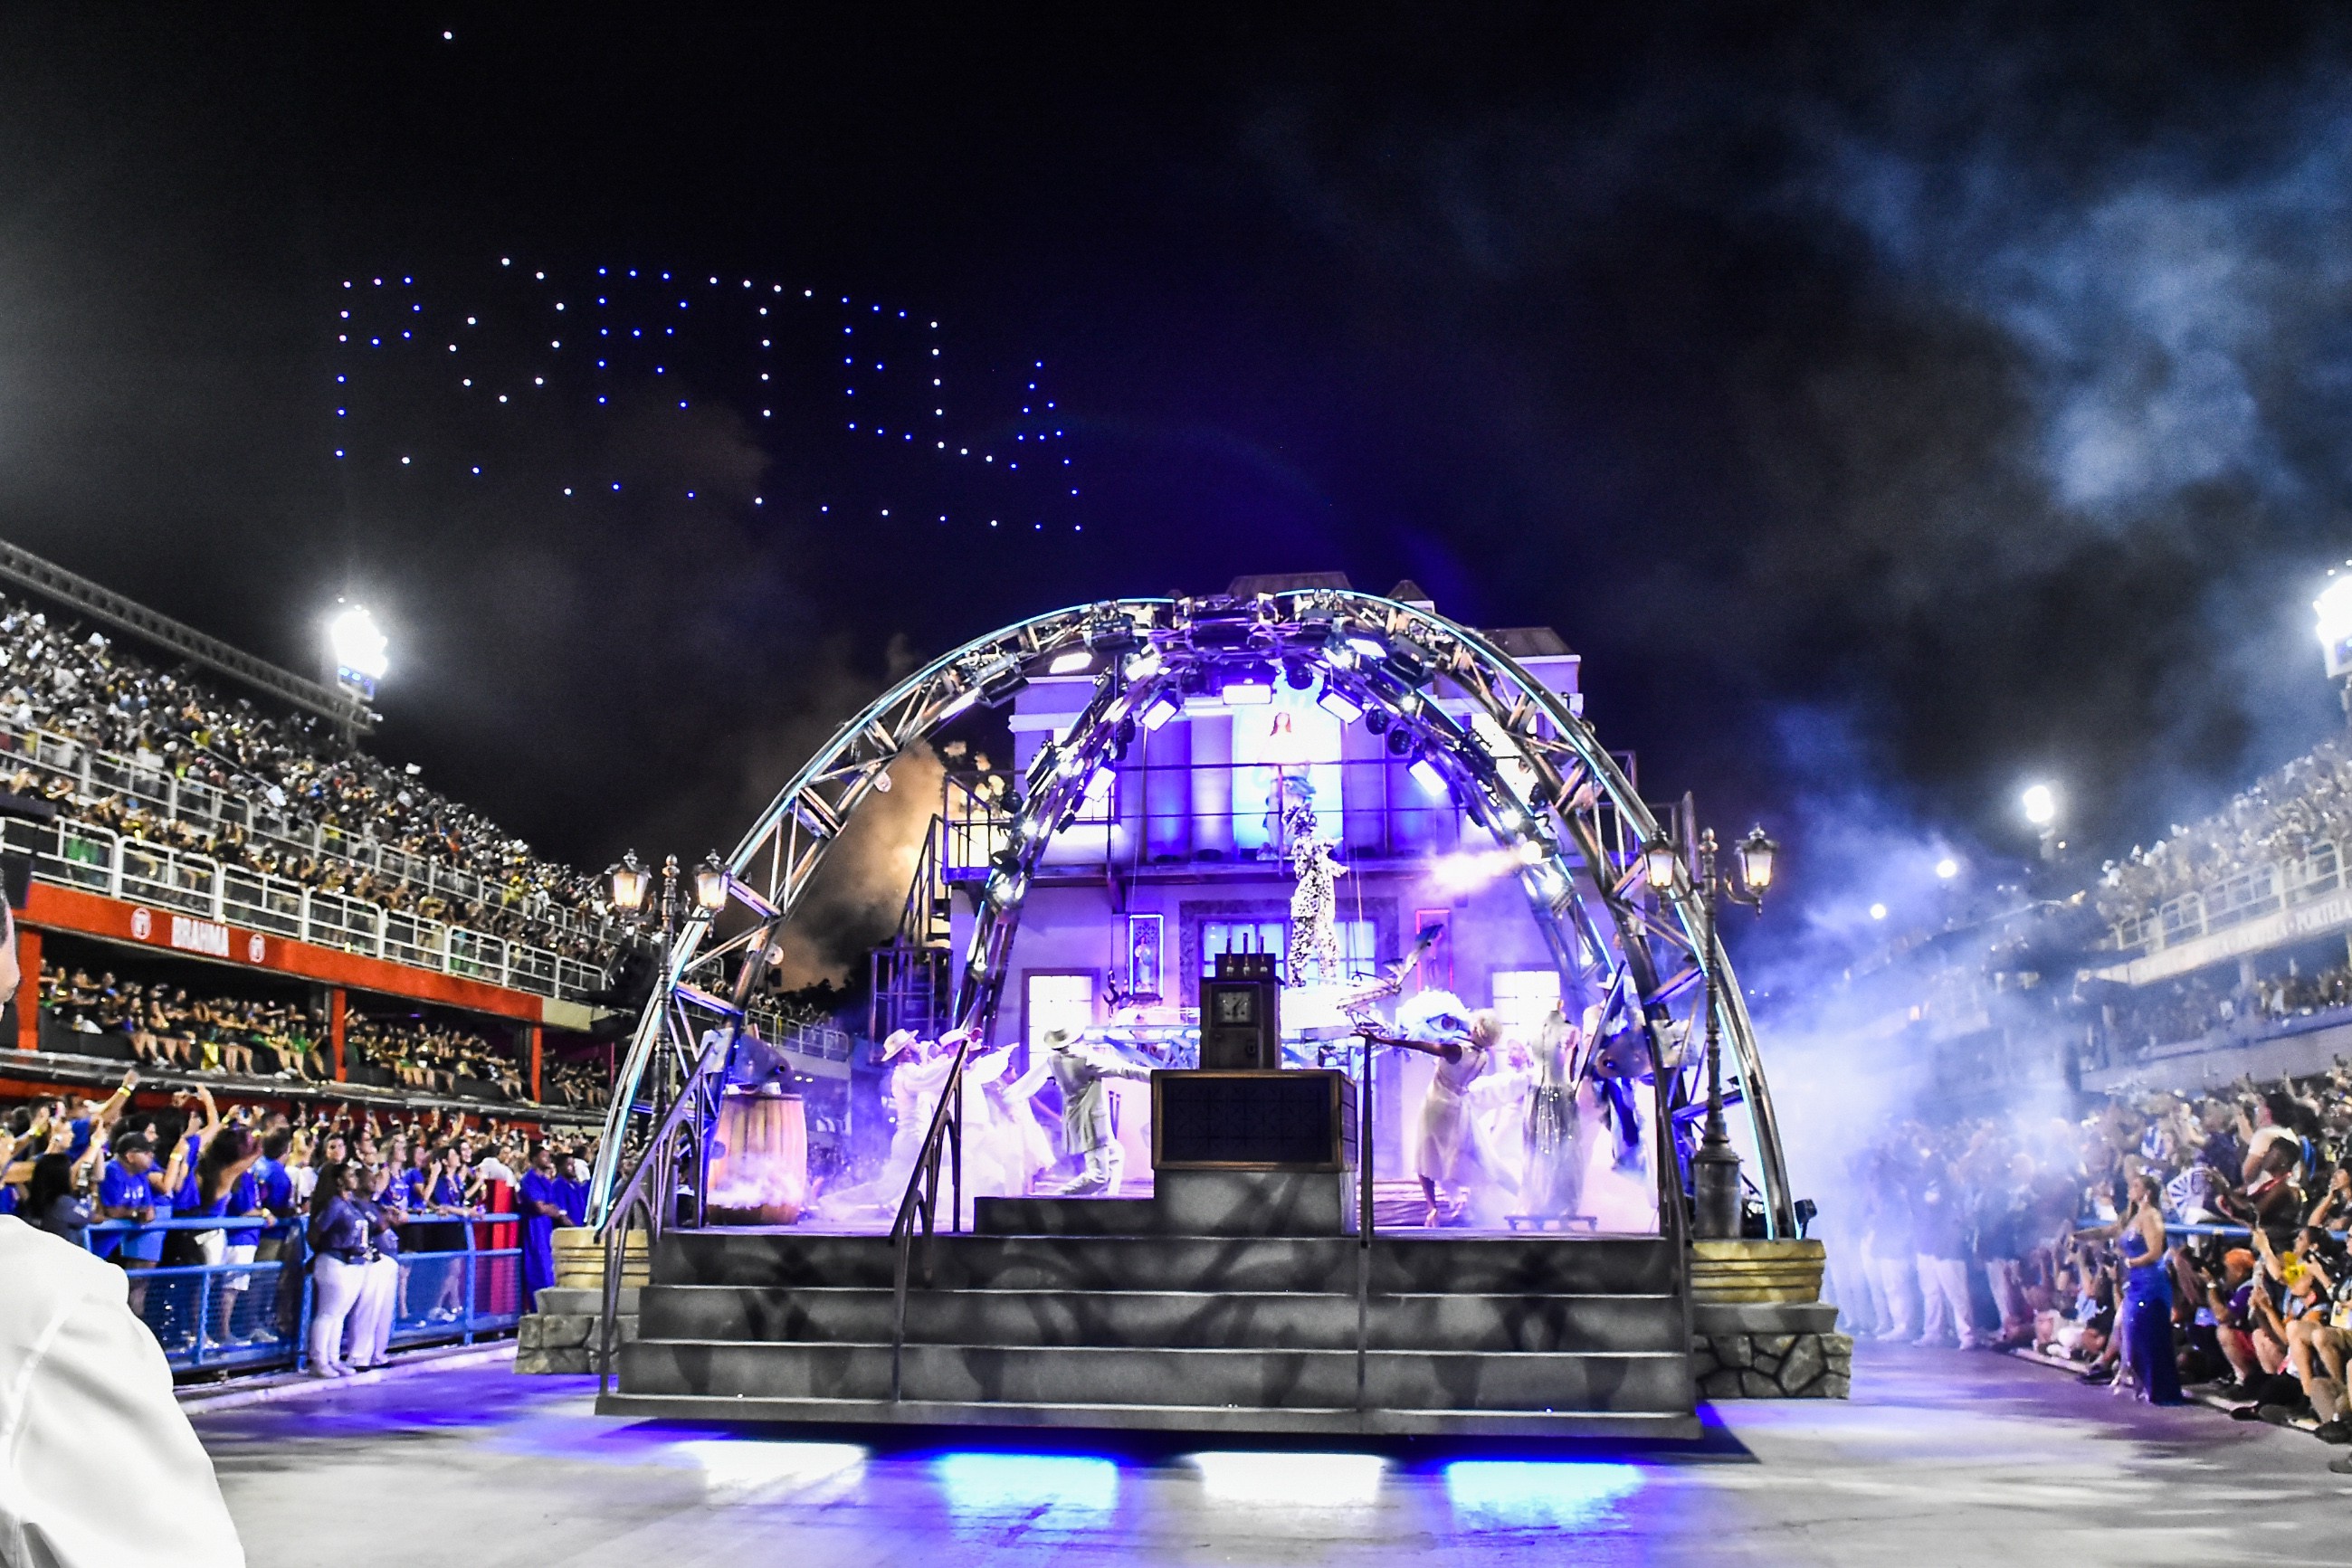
<box><xmin>84</xmin><ymin>1213</ymin><xmax>523</xmax><ymax>1375</ymax></box>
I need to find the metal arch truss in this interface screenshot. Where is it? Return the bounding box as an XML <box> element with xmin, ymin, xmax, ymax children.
<box><xmin>588</xmin><ymin>591</ymin><xmax>1796</xmax><ymax>1236</ymax></box>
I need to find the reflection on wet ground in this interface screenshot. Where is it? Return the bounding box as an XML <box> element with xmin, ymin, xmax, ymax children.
<box><xmin>198</xmin><ymin>1341</ymin><xmax>2350</xmax><ymax>1567</ymax></box>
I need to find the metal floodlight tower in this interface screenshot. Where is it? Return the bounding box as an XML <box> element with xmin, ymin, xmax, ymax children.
<box><xmin>584</xmin><ymin>589</ymin><xmax>1798</xmax><ymax>1242</ymax></box>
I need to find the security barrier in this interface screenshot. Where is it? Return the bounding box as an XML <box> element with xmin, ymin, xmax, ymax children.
<box><xmin>83</xmin><ymin>1212</ymin><xmax>524</xmax><ymax>1374</ymax></box>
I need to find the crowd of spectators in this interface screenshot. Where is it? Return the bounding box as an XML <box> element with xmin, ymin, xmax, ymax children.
<box><xmin>2100</xmin><ymin>963</ymin><xmax>2352</xmax><ymax>1058</ymax></box>
<box><xmin>544</xmin><ymin>1058</ymin><xmax>610</xmax><ymax>1109</ymax></box>
<box><xmin>1842</xmin><ymin>1062</ymin><xmax>2352</xmax><ymax>1442</ymax></box>
<box><xmin>2096</xmin><ymin>740</ymin><xmax>2352</xmax><ymax>936</ymax></box>
<box><xmin>0</xmin><ymin>1069</ymin><xmax>600</xmax><ymax>1360</ymax></box>
<box><xmin>33</xmin><ymin>959</ymin><xmax>591</xmax><ymax>1107</ymax></box>
<box><xmin>0</xmin><ymin>594</ymin><xmax>614</xmax><ymax>959</ymax></box>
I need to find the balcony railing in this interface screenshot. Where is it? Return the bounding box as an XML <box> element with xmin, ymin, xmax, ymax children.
<box><xmin>0</xmin><ymin>716</ymin><xmax>624</xmax><ymax>955</ymax></box>
<box><xmin>2109</xmin><ymin>841</ymin><xmax>2344</xmax><ymax>956</ymax></box>
<box><xmin>11</xmin><ymin>815</ymin><xmax>609</xmax><ymax>1003</ymax></box>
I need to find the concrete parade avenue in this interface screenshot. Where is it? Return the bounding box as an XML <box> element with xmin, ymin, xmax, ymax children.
<box><xmin>195</xmin><ymin>1342</ymin><xmax>2349</xmax><ymax>1567</ymax></box>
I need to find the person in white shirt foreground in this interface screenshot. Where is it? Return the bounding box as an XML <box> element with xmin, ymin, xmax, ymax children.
<box><xmin>0</xmin><ymin>900</ymin><xmax>244</xmax><ymax>1567</ymax></box>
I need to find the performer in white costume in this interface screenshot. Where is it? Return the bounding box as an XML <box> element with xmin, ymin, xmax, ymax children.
<box><xmin>1399</xmin><ymin>993</ymin><xmax>1518</xmax><ymax>1226</ymax></box>
<box><xmin>1284</xmin><ymin>798</ymin><xmax>1348</xmax><ymax>988</ymax></box>
<box><xmin>1519</xmin><ymin>1006</ymin><xmax>1594</xmax><ymax>1221</ymax></box>
<box><xmin>1036</xmin><ymin>1027</ymin><xmax>1153</xmax><ymax>1195</ymax></box>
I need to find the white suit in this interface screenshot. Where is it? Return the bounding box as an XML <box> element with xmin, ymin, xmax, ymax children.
<box><xmin>0</xmin><ymin>1215</ymin><xmax>244</xmax><ymax>1567</ymax></box>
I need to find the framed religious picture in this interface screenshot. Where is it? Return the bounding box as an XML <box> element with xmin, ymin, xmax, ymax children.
<box><xmin>1126</xmin><ymin>913</ymin><xmax>1163</xmax><ymax>1004</ymax></box>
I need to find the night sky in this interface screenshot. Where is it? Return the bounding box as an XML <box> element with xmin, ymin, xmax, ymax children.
<box><xmin>7</xmin><ymin>5</ymin><xmax>2352</xmax><ymax>974</ymax></box>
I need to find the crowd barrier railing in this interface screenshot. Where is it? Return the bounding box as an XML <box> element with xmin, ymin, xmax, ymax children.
<box><xmin>0</xmin><ymin>715</ymin><xmax>624</xmax><ymax>968</ymax></box>
<box><xmin>82</xmin><ymin>1212</ymin><xmax>525</xmax><ymax>1375</ymax></box>
<box><xmin>6</xmin><ymin>813</ymin><xmax>610</xmax><ymax>1004</ymax></box>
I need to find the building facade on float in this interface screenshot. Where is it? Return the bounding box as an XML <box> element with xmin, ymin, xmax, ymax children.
<box><xmin>929</xmin><ymin>573</ymin><xmax>1591</xmax><ymax>1172</ymax></box>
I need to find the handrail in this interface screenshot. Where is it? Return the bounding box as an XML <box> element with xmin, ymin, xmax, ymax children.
<box><xmin>595</xmin><ymin>1032</ymin><xmax>728</xmax><ymax>1398</ymax></box>
<box><xmin>1648</xmin><ymin>1028</ymin><xmax>1697</xmax><ymax>1389</ymax></box>
<box><xmin>887</xmin><ymin>1032</ymin><xmax>974</xmax><ymax>1402</ymax></box>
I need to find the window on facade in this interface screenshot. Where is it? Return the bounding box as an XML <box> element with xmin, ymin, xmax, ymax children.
<box><xmin>1202</xmin><ymin>918</ymin><xmax>1376</xmax><ymax>980</ymax></box>
<box><xmin>1024</xmin><ymin>973</ymin><xmax>1095</xmax><ymax>1057</ymax></box>
<box><xmin>1490</xmin><ymin>968</ymin><xmax>1563</xmax><ymax>1035</ymax></box>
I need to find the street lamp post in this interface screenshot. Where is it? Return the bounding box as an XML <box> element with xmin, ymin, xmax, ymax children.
<box><xmin>605</xmin><ymin>850</ymin><xmax>731</xmax><ymax>1117</ymax></box>
<box><xmin>1645</xmin><ymin>822</ymin><xmax>1776</xmax><ymax>1240</ymax></box>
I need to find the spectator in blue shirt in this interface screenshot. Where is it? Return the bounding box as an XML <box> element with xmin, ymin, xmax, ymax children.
<box><xmin>93</xmin><ymin>1133</ymin><xmax>157</xmax><ymax>1261</ymax></box>
<box><xmin>519</xmin><ymin>1143</ymin><xmax>565</xmax><ymax>1307</ymax></box>
<box><xmin>305</xmin><ymin>1162</ymin><xmax>370</xmax><ymax>1377</ymax></box>
<box><xmin>27</xmin><ymin>1154</ymin><xmax>91</xmax><ymax>1250</ymax></box>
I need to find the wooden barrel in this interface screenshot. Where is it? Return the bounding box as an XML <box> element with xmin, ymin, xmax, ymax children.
<box><xmin>551</xmin><ymin>1226</ymin><xmax>650</xmax><ymax>1293</ymax></box>
<box><xmin>1689</xmin><ymin>1239</ymin><xmax>1827</xmax><ymax>1304</ymax></box>
<box><xmin>706</xmin><ymin>1090</ymin><xmax>808</xmax><ymax>1224</ymax></box>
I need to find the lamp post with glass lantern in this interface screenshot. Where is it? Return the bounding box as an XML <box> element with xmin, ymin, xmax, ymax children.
<box><xmin>1643</xmin><ymin>822</ymin><xmax>1776</xmax><ymax>1240</ymax></box>
<box><xmin>605</xmin><ymin>851</ymin><xmax>731</xmax><ymax>1115</ymax></box>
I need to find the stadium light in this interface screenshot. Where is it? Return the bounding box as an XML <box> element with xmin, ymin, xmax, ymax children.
<box><xmin>2319</xmin><ymin>573</ymin><xmax>2352</xmax><ymax>668</ymax></box>
<box><xmin>2022</xmin><ymin>782</ymin><xmax>2063</xmax><ymax>863</ymax></box>
<box><xmin>2318</xmin><ymin>569</ymin><xmax>2352</xmax><ymax>717</ymax></box>
<box><xmin>327</xmin><ymin>603</ymin><xmax>388</xmax><ymax>695</ymax></box>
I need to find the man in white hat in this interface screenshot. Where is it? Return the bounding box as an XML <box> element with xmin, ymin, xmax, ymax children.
<box><xmin>1040</xmin><ymin>1028</ymin><xmax>1152</xmax><ymax>1195</ymax></box>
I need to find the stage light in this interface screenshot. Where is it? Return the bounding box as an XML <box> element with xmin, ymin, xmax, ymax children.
<box><xmin>1363</xmin><ymin>706</ymin><xmax>1391</xmax><ymax>735</ymax></box>
<box><xmin>1282</xmin><ymin>659</ymin><xmax>1314</xmax><ymax>689</ymax></box>
<box><xmin>675</xmin><ymin>1440</ymin><xmax>867</xmax><ymax>1502</ymax></box>
<box><xmin>1870</xmin><ymin>902</ymin><xmax>1888</xmax><ymax>920</ymax></box>
<box><xmin>935</xmin><ymin>1453</ymin><xmax>1118</xmax><ymax>1516</ymax></box>
<box><xmin>1318</xmin><ymin>687</ymin><xmax>1364</xmax><ymax>724</ymax></box>
<box><xmin>1385</xmin><ymin>726</ymin><xmax>1413</xmax><ymax>755</ymax></box>
<box><xmin>693</xmin><ymin>853</ymin><xmax>731</xmax><ymax>914</ymax></box>
<box><xmin>988</xmin><ymin>874</ymin><xmax>1024</xmax><ymax>906</ymax></box>
<box><xmin>1221</xmin><ymin>664</ymin><xmax>1274</xmax><ymax>705</ymax></box>
<box><xmin>606</xmin><ymin>852</ymin><xmax>650</xmax><ymax>914</ymax></box>
<box><xmin>1124</xmin><ymin>647</ymin><xmax>1163</xmax><ymax>681</ymax></box>
<box><xmin>2021</xmin><ymin>783</ymin><xmax>2058</xmax><ymax>826</ymax></box>
<box><xmin>1139</xmin><ymin>691</ymin><xmax>1180</xmax><ymax>730</ymax></box>
<box><xmin>1409</xmin><ymin>756</ymin><xmax>1448</xmax><ymax>795</ymax></box>
<box><xmin>1190</xmin><ymin>1451</ymin><xmax>1384</xmax><ymax>1506</ymax></box>
<box><xmin>1345</xmin><ymin>634</ymin><xmax>1387</xmax><ymax>661</ymax></box>
<box><xmin>1935</xmin><ymin>856</ymin><xmax>1959</xmax><ymax>879</ymax></box>
<box><xmin>1443</xmin><ymin>1461</ymin><xmax>1642</xmax><ymax>1529</ymax></box>
<box><xmin>1047</xmin><ymin>650</ymin><xmax>1093</xmax><ymax>675</ymax></box>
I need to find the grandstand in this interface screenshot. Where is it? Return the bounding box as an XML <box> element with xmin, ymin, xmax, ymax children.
<box><xmin>1827</xmin><ymin>734</ymin><xmax>2352</xmax><ymax>1106</ymax></box>
<box><xmin>0</xmin><ymin>540</ymin><xmax>632</xmax><ymax>1125</ymax></box>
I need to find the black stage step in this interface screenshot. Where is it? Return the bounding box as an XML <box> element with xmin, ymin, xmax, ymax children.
<box><xmin>602</xmin><ymin>1171</ymin><xmax>1697</xmax><ymax>1438</ymax></box>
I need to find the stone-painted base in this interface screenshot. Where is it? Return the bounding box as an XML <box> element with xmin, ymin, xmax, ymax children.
<box><xmin>514</xmin><ymin>1287</ymin><xmax>638</xmax><ymax>1375</ymax></box>
<box><xmin>1691</xmin><ymin>1331</ymin><xmax>1852</xmax><ymax>1398</ymax></box>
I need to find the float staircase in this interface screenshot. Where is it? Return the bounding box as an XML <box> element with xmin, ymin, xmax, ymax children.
<box><xmin>602</xmin><ymin>1172</ymin><xmax>1697</xmax><ymax>1438</ymax></box>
